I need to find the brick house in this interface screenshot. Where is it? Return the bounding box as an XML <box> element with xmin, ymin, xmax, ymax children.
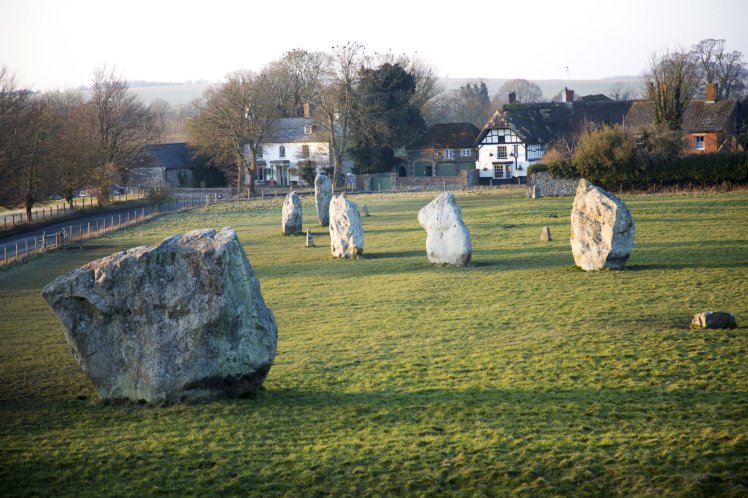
<box><xmin>403</xmin><ymin>123</ymin><xmax>480</xmax><ymax>177</ymax></box>
<box><xmin>624</xmin><ymin>84</ymin><xmax>739</xmax><ymax>154</ymax></box>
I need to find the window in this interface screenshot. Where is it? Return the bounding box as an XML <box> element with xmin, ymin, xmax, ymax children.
<box><xmin>279</xmin><ymin>145</ymin><xmax>286</xmax><ymax>158</ymax></box>
<box><xmin>497</xmin><ymin>146</ymin><xmax>507</xmax><ymax>159</ymax></box>
<box><xmin>302</xmin><ymin>145</ymin><xmax>310</xmax><ymax>158</ymax></box>
<box><xmin>256</xmin><ymin>146</ymin><xmax>263</xmax><ymax>158</ymax></box>
<box><xmin>256</xmin><ymin>167</ymin><xmax>265</xmax><ymax>182</ymax></box>
<box><xmin>494</xmin><ymin>164</ymin><xmax>511</xmax><ymax>179</ymax></box>
<box><xmin>527</xmin><ymin>145</ymin><xmax>544</xmax><ymax>161</ymax></box>
<box><xmin>304</xmin><ymin>125</ymin><xmax>313</xmax><ymax>135</ymax></box>
<box><xmin>461</xmin><ymin>148</ymin><xmax>472</xmax><ymax>157</ymax></box>
<box><xmin>444</xmin><ymin>149</ymin><xmax>455</xmax><ymax>159</ymax></box>
<box><xmin>694</xmin><ymin>135</ymin><xmax>705</xmax><ymax>150</ymax></box>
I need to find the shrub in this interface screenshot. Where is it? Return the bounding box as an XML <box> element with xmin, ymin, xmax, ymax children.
<box><xmin>547</xmin><ymin>158</ymin><xmax>579</xmax><ymax>178</ymax></box>
<box><xmin>526</xmin><ymin>163</ymin><xmax>548</xmax><ymax>174</ymax></box>
<box><xmin>572</xmin><ymin>125</ymin><xmax>638</xmax><ymax>186</ymax></box>
<box><xmin>146</xmin><ymin>185</ymin><xmax>173</xmax><ymax>207</ymax></box>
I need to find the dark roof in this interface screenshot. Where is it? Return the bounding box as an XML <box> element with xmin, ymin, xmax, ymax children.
<box><xmin>577</xmin><ymin>94</ymin><xmax>613</xmax><ymax>102</ymax></box>
<box><xmin>625</xmin><ymin>99</ymin><xmax>738</xmax><ymax>133</ymax></box>
<box><xmin>476</xmin><ymin>98</ymin><xmax>738</xmax><ymax>145</ymax></box>
<box><xmin>408</xmin><ymin>123</ymin><xmax>480</xmax><ymax>150</ymax></box>
<box><xmin>140</xmin><ymin>143</ymin><xmax>203</xmax><ymax>170</ymax></box>
<box><xmin>476</xmin><ymin>101</ymin><xmax>633</xmax><ymax>145</ymax></box>
<box><xmin>263</xmin><ymin>117</ymin><xmax>327</xmax><ymax>143</ymax></box>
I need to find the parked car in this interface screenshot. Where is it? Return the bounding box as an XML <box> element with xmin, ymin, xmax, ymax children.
<box><xmin>109</xmin><ymin>184</ymin><xmax>126</xmax><ymax>195</ymax></box>
<box><xmin>49</xmin><ymin>193</ymin><xmax>63</xmax><ymax>200</ymax></box>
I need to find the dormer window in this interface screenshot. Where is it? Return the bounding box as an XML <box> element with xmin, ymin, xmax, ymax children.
<box><xmin>444</xmin><ymin>149</ymin><xmax>455</xmax><ymax>159</ymax></box>
<box><xmin>461</xmin><ymin>148</ymin><xmax>472</xmax><ymax>157</ymax></box>
<box><xmin>304</xmin><ymin>125</ymin><xmax>313</xmax><ymax>135</ymax></box>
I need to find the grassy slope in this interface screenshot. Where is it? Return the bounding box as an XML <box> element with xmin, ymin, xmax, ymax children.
<box><xmin>0</xmin><ymin>189</ymin><xmax>746</xmax><ymax>497</ymax></box>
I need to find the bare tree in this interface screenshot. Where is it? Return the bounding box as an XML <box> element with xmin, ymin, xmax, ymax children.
<box><xmin>315</xmin><ymin>43</ymin><xmax>365</xmax><ymax>187</ymax></box>
<box><xmin>607</xmin><ymin>83</ymin><xmax>637</xmax><ymax>101</ymax></box>
<box><xmin>267</xmin><ymin>49</ymin><xmax>327</xmax><ymax>117</ymax></box>
<box><xmin>88</xmin><ymin>67</ymin><xmax>161</xmax><ymax>203</ymax></box>
<box><xmin>45</xmin><ymin>90</ymin><xmax>100</xmax><ymax>207</ymax></box>
<box><xmin>0</xmin><ymin>67</ymin><xmax>56</xmax><ymax>219</ymax></box>
<box><xmin>691</xmin><ymin>39</ymin><xmax>746</xmax><ymax>99</ymax></box>
<box><xmin>644</xmin><ymin>49</ymin><xmax>700</xmax><ymax>130</ymax></box>
<box><xmin>494</xmin><ymin>79</ymin><xmax>543</xmax><ymax>105</ymax></box>
<box><xmin>189</xmin><ymin>70</ymin><xmax>283</xmax><ymax>194</ymax></box>
<box><xmin>437</xmin><ymin>80</ymin><xmax>493</xmax><ymax>127</ymax></box>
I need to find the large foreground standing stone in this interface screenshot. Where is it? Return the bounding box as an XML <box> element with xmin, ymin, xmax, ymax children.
<box><xmin>418</xmin><ymin>192</ymin><xmax>472</xmax><ymax>266</ymax></box>
<box><xmin>570</xmin><ymin>179</ymin><xmax>634</xmax><ymax>271</ymax></box>
<box><xmin>315</xmin><ymin>174</ymin><xmax>332</xmax><ymax>225</ymax></box>
<box><xmin>41</xmin><ymin>228</ymin><xmax>278</xmax><ymax>403</ymax></box>
<box><xmin>329</xmin><ymin>193</ymin><xmax>364</xmax><ymax>258</ymax></box>
<box><xmin>282</xmin><ymin>191</ymin><xmax>303</xmax><ymax>234</ymax></box>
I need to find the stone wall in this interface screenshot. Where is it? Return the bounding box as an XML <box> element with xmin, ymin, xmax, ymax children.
<box><xmin>529</xmin><ymin>171</ymin><xmax>579</xmax><ymax>197</ymax></box>
<box><xmin>356</xmin><ymin>170</ymin><xmax>477</xmax><ymax>192</ymax></box>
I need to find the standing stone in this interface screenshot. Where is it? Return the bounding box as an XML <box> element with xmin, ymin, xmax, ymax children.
<box><xmin>305</xmin><ymin>228</ymin><xmax>315</xmax><ymax>248</ymax></box>
<box><xmin>570</xmin><ymin>179</ymin><xmax>634</xmax><ymax>271</ymax></box>
<box><xmin>691</xmin><ymin>311</ymin><xmax>737</xmax><ymax>329</ymax></box>
<box><xmin>361</xmin><ymin>204</ymin><xmax>369</xmax><ymax>217</ymax></box>
<box><xmin>417</xmin><ymin>192</ymin><xmax>472</xmax><ymax>266</ymax></box>
<box><xmin>282</xmin><ymin>191</ymin><xmax>303</xmax><ymax>235</ymax></box>
<box><xmin>530</xmin><ymin>185</ymin><xmax>541</xmax><ymax>199</ymax></box>
<box><xmin>329</xmin><ymin>193</ymin><xmax>364</xmax><ymax>258</ymax></box>
<box><xmin>540</xmin><ymin>226</ymin><xmax>552</xmax><ymax>241</ymax></box>
<box><xmin>314</xmin><ymin>174</ymin><xmax>332</xmax><ymax>225</ymax></box>
<box><xmin>41</xmin><ymin>228</ymin><xmax>278</xmax><ymax>403</ymax></box>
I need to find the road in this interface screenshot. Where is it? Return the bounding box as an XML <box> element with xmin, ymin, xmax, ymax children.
<box><xmin>0</xmin><ymin>198</ymin><xmax>204</xmax><ymax>264</ymax></box>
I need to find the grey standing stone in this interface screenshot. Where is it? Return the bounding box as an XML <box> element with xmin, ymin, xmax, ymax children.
<box><xmin>540</xmin><ymin>226</ymin><xmax>552</xmax><ymax>241</ymax></box>
<box><xmin>417</xmin><ymin>192</ymin><xmax>472</xmax><ymax>266</ymax></box>
<box><xmin>314</xmin><ymin>174</ymin><xmax>332</xmax><ymax>225</ymax></box>
<box><xmin>329</xmin><ymin>193</ymin><xmax>364</xmax><ymax>258</ymax></box>
<box><xmin>570</xmin><ymin>179</ymin><xmax>634</xmax><ymax>271</ymax></box>
<box><xmin>305</xmin><ymin>228</ymin><xmax>315</xmax><ymax>248</ymax></box>
<box><xmin>41</xmin><ymin>228</ymin><xmax>278</xmax><ymax>403</ymax></box>
<box><xmin>282</xmin><ymin>191</ymin><xmax>303</xmax><ymax>235</ymax></box>
<box><xmin>691</xmin><ymin>311</ymin><xmax>737</xmax><ymax>329</ymax></box>
<box><xmin>361</xmin><ymin>204</ymin><xmax>369</xmax><ymax>217</ymax></box>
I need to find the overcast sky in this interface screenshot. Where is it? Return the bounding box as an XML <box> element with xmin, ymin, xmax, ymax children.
<box><xmin>1</xmin><ymin>0</ymin><xmax>747</xmax><ymax>90</ymax></box>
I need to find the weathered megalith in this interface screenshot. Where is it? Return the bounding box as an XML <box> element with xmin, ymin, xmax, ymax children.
<box><xmin>570</xmin><ymin>179</ymin><xmax>634</xmax><ymax>271</ymax></box>
<box><xmin>41</xmin><ymin>228</ymin><xmax>278</xmax><ymax>403</ymax></box>
<box><xmin>305</xmin><ymin>228</ymin><xmax>315</xmax><ymax>248</ymax></box>
<box><xmin>282</xmin><ymin>191</ymin><xmax>303</xmax><ymax>235</ymax></box>
<box><xmin>314</xmin><ymin>174</ymin><xmax>332</xmax><ymax>225</ymax></box>
<box><xmin>329</xmin><ymin>193</ymin><xmax>364</xmax><ymax>258</ymax></box>
<box><xmin>691</xmin><ymin>311</ymin><xmax>737</xmax><ymax>329</ymax></box>
<box><xmin>417</xmin><ymin>192</ymin><xmax>472</xmax><ymax>266</ymax></box>
<box><xmin>540</xmin><ymin>226</ymin><xmax>552</xmax><ymax>241</ymax></box>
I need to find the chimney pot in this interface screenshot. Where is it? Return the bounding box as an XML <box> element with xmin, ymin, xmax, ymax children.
<box><xmin>564</xmin><ymin>88</ymin><xmax>574</xmax><ymax>103</ymax></box>
<box><xmin>508</xmin><ymin>91</ymin><xmax>517</xmax><ymax>104</ymax></box>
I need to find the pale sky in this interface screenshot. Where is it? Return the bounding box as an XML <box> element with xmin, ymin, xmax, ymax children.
<box><xmin>1</xmin><ymin>0</ymin><xmax>747</xmax><ymax>90</ymax></box>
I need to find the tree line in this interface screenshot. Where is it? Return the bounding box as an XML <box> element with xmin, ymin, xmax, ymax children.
<box><xmin>0</xmin><ymin>66</ymin><xmax>160</xmax><ymax>220</ymax></box>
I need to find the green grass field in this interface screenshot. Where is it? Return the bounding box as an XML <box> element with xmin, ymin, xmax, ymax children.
<box><xmin>1</xmin><ymin>188</ymin><xmax>747</xmax><ymax>497</ymax></box>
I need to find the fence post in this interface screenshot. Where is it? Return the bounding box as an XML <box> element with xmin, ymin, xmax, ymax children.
<box><xmin>25</xmin><ymin>239</ymin><xmax>28</xmax><ymax>256</ymax></box>
<box><xmin>87</xmin><ymin>222</ymin><xmax>90</xmax><ymax>236</ymax></box>
<box><xmin>42</xmin><ymin>232</ymin><xmax>46</xmax><ymax>249</ymax></box>
<box><xmin>15</xmin><ymin>242</ymin><xmax>18</xmax><ymax>261</ymax></box>
<box><xmin>111</xmin><ymin>216</ymin><xmax>114</xmax><ymax>231</ymax></box>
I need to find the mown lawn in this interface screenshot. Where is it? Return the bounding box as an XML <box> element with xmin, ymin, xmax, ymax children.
<box><xmin>1</xmin><ymin>188</ymin><xmax>747</xmax><ymax>497</ymax></box>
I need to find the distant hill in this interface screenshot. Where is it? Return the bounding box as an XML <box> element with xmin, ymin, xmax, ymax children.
<box><xmin>126</xmin><ymin>78</ymin><xmax>644</xmax><ymax>106</ymax></box>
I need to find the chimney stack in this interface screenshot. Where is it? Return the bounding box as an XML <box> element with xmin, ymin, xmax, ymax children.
<box><xmin>508</xmin><ymin>91</ymin><xmax>516</xmax><ymax>104</ymax></box>
<box><xmin>563</xmin><ymin>87</ymin><xmax>574</xmax><ymax>103</ymax></box>
<box><xmin>705</xmin><ymin>83</ymin><xmax>717</xmax><ymax>103</ymax></box>
<box><xmin>303</xmin><ymin>102</ymin><xmax>313</xmax><ymax>118</ymax></box>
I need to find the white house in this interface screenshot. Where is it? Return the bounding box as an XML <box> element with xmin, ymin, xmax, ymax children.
<box><xmin>474</xmin><ymin>90</ymin><xmax>632</xmax><ymax>184</ymax></box>
<box><xmin>245</xmin><ymin>117</ymin><xmax>331</xmax><ymax>187</ymax></box>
